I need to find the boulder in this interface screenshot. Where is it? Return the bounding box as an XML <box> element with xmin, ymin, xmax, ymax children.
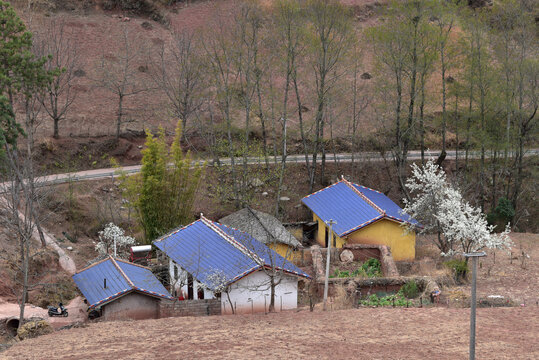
<box><xmin>279</xmin><ymin>196</ymin><xmax>290</xmax><ymax>201</ymax></box>
<box><xmin>249</xmin><ymin>178</ymin><xmax>264</xmax><ymax>187</ymax></box>
<box><xmin>17</xmin><ymin>320</ymin><xmax>53</xmax><ymax>340</ymax></box>
<box><xmin>339</xmin><ymin>249</ymin><xmax>354</xmax><ymax>263</ymax></box>
<box><xmin>360</xmin><ymin>72</ymin><xmax>372</xmax><ymax>80</ymax></box>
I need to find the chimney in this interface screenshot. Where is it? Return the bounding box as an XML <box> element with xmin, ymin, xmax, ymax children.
<box><xmin>104</xmin><ymin>278</ymin><xmax>107</xmax><ymax>289</ymax></box>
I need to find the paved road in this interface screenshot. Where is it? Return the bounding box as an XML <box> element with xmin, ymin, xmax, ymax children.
<box><xmin>26</xmin><ymin>148</ymin><xmax>539</xmax><ymax>186</ymax></box>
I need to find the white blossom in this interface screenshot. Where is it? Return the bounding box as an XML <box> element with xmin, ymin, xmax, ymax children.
<box><xmin>402</xmin><ymin>160</ymin><xmax>512</xmax><ymax>256</ymax></box>
<box><xmin>95</xmin><ymin>223</ymin><xmax>136</xmax><ymax>259</ymax></box>
<box><xmin>202</xmin><ymin>269</ymin><xmax>229</xmax><ymax>293</ymax></box>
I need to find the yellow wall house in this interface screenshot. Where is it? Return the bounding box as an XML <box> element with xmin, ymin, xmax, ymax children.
<box><xmin>302</xmin><ymin>178</ymin><xmax>419</xmax><ymax>261</ymax></box>
<box><xmin>219</xmin><ymin>207</ymin><xmax>302</xmax><ymax>261</ymax></box>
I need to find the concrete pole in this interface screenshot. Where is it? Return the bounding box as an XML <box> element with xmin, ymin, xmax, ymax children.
<box><xmin>469</xmin><ymin>256</ymin><xmax>477</xmax><ymax>360</ymax></box>
<box><xmin>465</xmin><ymin>251</ymin><xmax>485</xmax><ymax>360</ymax></box>
<box><xmin>323</xmin><ymin>220</ymin><xmax>336</xmax><ymax>311</ymax></box>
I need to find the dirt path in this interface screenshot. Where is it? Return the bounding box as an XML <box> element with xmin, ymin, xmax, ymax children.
<box><xmin>0</xmin><ymin>297</ymin><xmax>86</xmax><ymax>328</ymax></box>
<box><xmin>37</xmin><ymin>226</ymin><xmax>76</xmax><ymax>275</ymax></box>
<box><xmin>3</xmin><ymin>307</ymin><xmax>538</xmax><ymax>359</ymax></box>
<box><xmin>0</xmin><ymin>197</ymin><xmax>76</xmax><ymax>275</ymax></box>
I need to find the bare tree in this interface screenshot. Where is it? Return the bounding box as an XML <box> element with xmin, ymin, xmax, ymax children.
<box><xmin>273</xmin><ymin>0</ymin><xmax>305</xmax><ymax>216</ymax></box>
<box><xmin>203</xmin><ymin>17</ymin><xmax>241</xmax><ymax>207</ymax></box>
<box><xmin>149</xmin><ymin>31</ymin><xmax>204</xmax><ymax>133</ymax></box>
<box><xmin>32</xmin><ymin>18</ymin><xmax>79</xmax><ymax>139</ymax></box>
<box><xmin>0</xmin><ymin>94</ymin><xmax>51</xmax><ymax>327</ymax></box>
<box><xmin>95</xmin><ymin>26</ymin><xmax>147</xmax><ymax>140</ymax></box>
<box><xmin>307</xmin><ymin>0</ymin><xmax>352</xmax><ymax>190</ymax></box>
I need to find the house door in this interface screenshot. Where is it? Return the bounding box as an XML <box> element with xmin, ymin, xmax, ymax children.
<box><xmin>187</xmin><ymin>275</ymin><xmax>194</xmax><ymax>300</ymax></box>
<box><xmin>324</xmin><ymin>227</ymin><xmax>328</xmax><ymax>248</ymax></box>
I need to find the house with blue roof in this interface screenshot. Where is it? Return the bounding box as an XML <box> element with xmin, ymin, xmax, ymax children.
<box><xmin>153</xmin><ymin>215</ymin><xmax>311</xmax><ymax>314</ymax></box>
<box><xmin>302</xmin><ymin>177</ymin><xmax>418</xmax><ymax>261</ymax></box>
<box><xmin>72</xmin><ymin>256</ymin><xmax>173</xmax><ymax>320</ymax></box>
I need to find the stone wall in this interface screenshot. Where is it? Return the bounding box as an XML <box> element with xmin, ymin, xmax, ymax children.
<box><xmin>158</xmin><ymin>299</ymin><xmax>221</xmax><ymax>318</ymax></box>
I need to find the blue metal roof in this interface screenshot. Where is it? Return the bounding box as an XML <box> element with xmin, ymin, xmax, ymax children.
<box><xmin>153</xmin><ymin>218</ymin><xmax>310</xmax><ymax>292</ymax></box>
<box><xmin>352</xmin><ymin>184</ymin><xmax>419</xmax><ymax>226</ymax></box>
<box><xmin>302</xmin><ymin>180</ymin><xmax>418</xmax><ymax>237</ymax></box>
<box><xmin>72</xmin><ymin>257</ymin><xmax>172</xmax><ymax>308</ymax></box>
<box><xmin>214</xmin><ymin>222</ymin><xmax>309</xmax><ymax>279</ymax></box>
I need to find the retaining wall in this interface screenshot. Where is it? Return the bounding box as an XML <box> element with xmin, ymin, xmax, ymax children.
<box><xmin>158</xmin><ymin>299</ymin><xmax>221</xmax><ymax>318</ymax></box>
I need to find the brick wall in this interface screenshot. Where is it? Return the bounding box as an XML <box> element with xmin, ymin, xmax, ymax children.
<box><xmin>158</xmin><ymin>299</ymin><xmax>221</xmax><ymax>318</ymax></box>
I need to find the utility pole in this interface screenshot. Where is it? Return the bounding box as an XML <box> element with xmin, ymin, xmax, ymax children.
<box><xmin>323</xmin><ymin>219</ymin><xmax>336</xmax><ymax>311</ymax></box>
<box><xmin>464</xmin><ymin>252</ymin><xmax>486</xmax><ymax>360</ymax></box>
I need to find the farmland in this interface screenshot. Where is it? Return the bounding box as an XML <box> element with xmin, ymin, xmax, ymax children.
<box><xmin>4</xmin><ymin>307</ymin><xmax>538</xmax><ymax>359</ymax></box>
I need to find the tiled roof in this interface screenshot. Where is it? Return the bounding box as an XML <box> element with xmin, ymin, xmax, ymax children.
<box><xmin>219</xmin><ymin>208</ymin><xmax>302</xmax><ymax>248</ymax></box>
<box><xmin>153</xmin><ymin>216</ymin><xmax>310</xmax><ymax>292</ymax></box>
<box><xmin>72</xmin><ymin>257</ymin><xmax>173</xmax><ymax>308</ymax></box>
<box><xmin>301</xmin><ymin>178</ymin><xmax>419</xmax><ymax>237</ymax></box>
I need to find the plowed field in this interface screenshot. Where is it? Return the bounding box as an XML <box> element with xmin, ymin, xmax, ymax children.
<box><xmin>4</xmin><ymin>307</ymin><xmax>538</xmax><ymax>359</ymax></box>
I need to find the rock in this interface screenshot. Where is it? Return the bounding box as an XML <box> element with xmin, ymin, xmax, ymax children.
<box><xmin>279</xmin><ymin>196</ymin><xmax>290</xmax><ymax>201</ymax></box>
<box><xmin>262</xmin><ymin>192</ymin><xmax>269</xmax><ymax>196</ymax></box>
<box><xmin>67</xmin><ymin>246</ymin><xmax>73</xmax><ymax>251</ymax></box>
<box><xmin>360</xmin><ymin>72</ymin><xmax>372</xmax><ymax>80</ymax></box>
<box><xmin>141</xmin><ymin>21</ymin><xmax>153</xmax><ymax>30</ymax></box>
<box><xmin>138</xmin><ymin>145</ymin><xmax>143</xmax><ymax>149</ymax></box>
<box><xmin>340</xmin><ymin>249</ymin><xmax>354</xmax><ymax>263</ymax></box>
<box><xmin>17</xmin><ymin>320</ymin><xmax>53</xmax><ymax>340</ymax></box>
<box><xmin>250</xmin><ymin>178</ymin><xmax>264</xmax><ymax>187</ymax></box>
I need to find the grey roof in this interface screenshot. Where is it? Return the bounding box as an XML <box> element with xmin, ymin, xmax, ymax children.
<box><xmin>219</xmin><ymin>208</ymin><xmax>302</xmax><ymax>248</ymax></box>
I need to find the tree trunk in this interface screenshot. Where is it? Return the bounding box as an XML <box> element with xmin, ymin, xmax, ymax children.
<box><xmin>116</xmin><ymin>94</ymin><xmax>123</xmax><ymax>140</ymax></box>
<box><xmin>268</xmin><ymin>276</ymin><xmax>276</xmax><ymax>312</ymax></box>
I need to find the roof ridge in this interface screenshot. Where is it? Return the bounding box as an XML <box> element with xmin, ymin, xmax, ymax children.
<box><xmin>201</xmin><ymin>215</ymin><xmax>264</xmax><ymax>266</ymax></box>
<box><xmin>109</xmin><ymin>256</ymin><xmax>136</xmax><ymax>289</ymax></box>
<box><xmin>154</xmin><ymin>221</ymin><xmax>200</xmax><ymax>243</ymax></box>
<box><xmin>301</xmin><ymin>180</ymin><xmax>342</xmax><ymax>200</ymax></box>
<box><xmin>341</xmin><ymin>177</ymin><xmax>385</xmax><ymax>216</ymax></box>
<box><xmin>114</xmin><ymin>258</ymin><xmax>151</xmax><ymax>270</ymax></box>
<box><xmin>74</xmin><ymin>256</ymin><xmax>110</xmax><ymax>274</ymax></box>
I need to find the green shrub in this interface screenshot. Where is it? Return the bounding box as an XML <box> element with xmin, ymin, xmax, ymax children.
<box><xmin>361</xmin><ymin>258</ymin><xmax>382</xmax><ymax>278</ymax></box>
<box><xmin>444</xmin><ymin>259</ymin><xmax>468</xmax><ymax>283</ymax></box>
<box><xmin>401</xmin><ymin>280</ymin><xmax>419</xmax><ymax>299</ymax></box>
<box><xmin>331</xmin><ymin>258</ymin><xmax>382</xmax><ymax>279</ymax></box>
<box><xmin>487</xmin><ymin>197</ymin><xmax>514</xmax><ymax>228</ymax></box>
<box><xmin>359</xmin><ymin>291</ymin><xmax>410</xmax><ymax>307</ymax></box>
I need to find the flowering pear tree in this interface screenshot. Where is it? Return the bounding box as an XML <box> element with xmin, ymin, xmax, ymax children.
<box><xmin>202</xmin><ymin>268</ymin><xmax>235</xmax><ymax>314</ymax></box>
<box><xmin>95</xmin><ymin>223</ymin><xmax>136</xmax><ymax>259</ymax></box>
<box><xmin>402</xmin><ymin>160</ymin><xmax>512</xmax><ymax>257</ymax></box>
<box><xmin>401</xmin><ymin>161</ymin><xmax>453</xmax><ymax>253</ymax></box>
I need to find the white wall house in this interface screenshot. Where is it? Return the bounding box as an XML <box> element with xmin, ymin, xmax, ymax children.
<box><xmin>222</xmin><ymin>270</ymin><xmax>299</xmax><ymax>314</ymax></box>
<box><xmin>168</xmin><ymin>258</ymin><xmax>299</xmax><ymax>314</ymax></box>
<box><xmin>155</xmin><ymin>216</ymin><xmax>310</xmax><ymax>315</ymax></box>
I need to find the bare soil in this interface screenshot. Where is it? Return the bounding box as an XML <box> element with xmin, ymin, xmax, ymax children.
<box><xmin>4</xmin><ymin>306</ymin><xmax>538</xmax><ymax>359</ymax></box>
<box><xmin>413</xmin><ymin>233</ymin><xmax>539</xmax><ymax>306</ymax></box>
